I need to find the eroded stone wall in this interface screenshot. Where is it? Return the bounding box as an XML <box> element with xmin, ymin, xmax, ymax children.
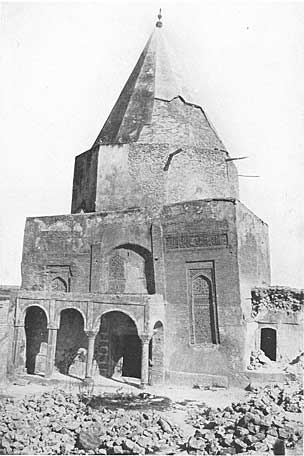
<box><xmin>21</xmin><ymin>211</ymin><xmax>153</xmax><ymax>293</ymax></box>
<box><xmin>251</xmin><ymin>286</ymin><xmax>304</xmax><ymax>316</ymax></box>
<box><xmin>93</xmin><ymin>143</ymin><xmax>239</xmax><ymax>212</ymax></box>
<box><xmin>20</xmin><ymin>198</ymin><xmax>271</xmax><ymax>382</ymax></box>
<box><xmin>160</xmin><ymin>199</ymin><xmax>245</xmax><ymax>379</ymax></box>
<box><xmin>246</xmin><ymin>287</ymin><xmax>304</xmax><ymax>365</ymax></box>
<box><xmin>138</xmin><ymin>98</ymin><xmax>224</xmax><ymax>148</ymax></box>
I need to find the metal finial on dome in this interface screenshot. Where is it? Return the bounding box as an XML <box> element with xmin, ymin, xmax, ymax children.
<box><xmin>156</xmin><ymin>8</ymin><xmax>163</xmax><ymax>28</ymax></box>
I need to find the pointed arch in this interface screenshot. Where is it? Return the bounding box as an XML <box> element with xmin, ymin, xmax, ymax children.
<box><xmin>94</xmin><ymin>310</ymin><xmax>141</xmax><ymax>379</ymax></box>
<box><xmin>25</xmin><ymin>306</ymin><xmax>48</xmax><ymax>374</ymax></box>
<box><xmin>55</xmin><ymin>308</ymin><xmax>87</xmax><ymax>375</ymax></box>
<box><xmin>190</xmin><ymin>274</ymin><xmax>217</xmax><ymax>344</ymax></box>
<box><xmin>106</xmin><ymin>243</ymin><xmax>155</xmax><ymax>294</ymax></box>
<box><xmin>51</xmin><ymin>276</ymin><xmax>68</xmax><ymax>292</ymax></box>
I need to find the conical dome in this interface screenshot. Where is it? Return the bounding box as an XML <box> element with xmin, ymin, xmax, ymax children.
<box><xmin>93</xmin><ymin>24</ymin><xmax>223</xmax><ymax>149</ymax></box>
<box><xmin>71</xmin><ymin>16</ymin><xmax>239</xmax><ymax>215</ymax></box>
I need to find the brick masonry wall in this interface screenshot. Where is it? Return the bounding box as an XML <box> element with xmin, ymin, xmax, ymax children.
<box><xmin>236</xmin><ymin>202</ymin><xmax>271</xmax><ymax>319</ymax></box>
<box><xmin>21</xmin><ymin>211</ymin><xmax>153</xmax><ymax>292</ymax></box>
<box><xmin>93</xmin><ymin>143</ymin><xmax>239</xmax><ymax>212</ymax></box>
<box><xmin>138</xmin><ymin>98</ymin><xmax>225</xmax><ymax>148</ymax></box>
<box><xmin>235</xmin><ymin>203</ymin><xmax>271</xmax><ymax>367</ymax></box>
<box><xmin>20</xmin><ymin>198</ymin><xmax>271</xmax><ymax>381</ymax></box>
<box><xmin>249</xmin><ymin>287</ymin><xmax>304</xmax><ymax>363</ymax></box>
<box><xmin>71</xmin><ymin>98</ymin><xmax>239</xmax><ymax>215</ymax></box>
<box><xmin>160</xmin><ymin>199</ymin><xmax>245</xmax><ymax>378</ymax></box>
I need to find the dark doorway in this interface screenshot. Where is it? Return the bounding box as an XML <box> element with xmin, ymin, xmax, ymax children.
<box><xmin>55</xmin><ymin>309</ymin><xmax>87</xmax><ymax>375</ymax></box>
<box><xmin>25</xmin><ymin>306</ymin><xmax>48</xmax><ymax>374</ymax></box>
<box><xmin>94</xmin><ymin>311</ymin><xmax>141</xmax><ymax>379</ymax></box>
<box><xmin>123</xmin><ymin>335</ymin><xmax>141</xmax><ymax>377</ymax></box>
<box><xmin>260</xmin><ymin>327</ymin><xmax>277</xmax><ymax>361</ymax></box>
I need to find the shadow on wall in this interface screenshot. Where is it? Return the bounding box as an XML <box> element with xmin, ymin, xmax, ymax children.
<box><xmin>55</xmin><ymin>309</ymin><xmax>87</xmax><ymax>375</ymax></box>
<box><xmin>94</xmin><ymin>311</ymin><xmax>141</xmax><ymax>379</ymax></box>
<box><xmin>25</xmin><ymin>306</ymin><xmax>48</xmax><ymax>374</ymax></box>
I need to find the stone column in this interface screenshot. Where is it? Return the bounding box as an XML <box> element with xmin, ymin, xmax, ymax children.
<box><xmin>140</xmin><ymin>334</ymin><xmax>151</xmax><ymax>388</ymax></box>
<box><xmin>85</xmin><ymin>331</ymin><xmax>97</xmax><ymax>379</ymax></box>
<box><xmin>45</xmin><ymin>328</ymin><xmax>58</xmax><ymax>378</ymax></box>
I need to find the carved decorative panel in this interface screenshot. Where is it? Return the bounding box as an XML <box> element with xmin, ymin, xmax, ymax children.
<box><xmin>46</xmin><ymin>265</ymin><xmax>71</xmax><ymax>292</ymax></box>
<box><xmin>188</xmin><ymin>268</ymin><xmax>219</xmax><ymax>345</ymax></box>
<box><xmin>109</xmin><ymin>253</ymin><xmax>125</xmax><ymax>279</ymax></box>
<box><xmin>165</xmin><ymin>232</ymin><xmax>228</xmax><ymax>251</ymax></box>
<box><xmin>51</xmin><ymin>277</ymin><xmax>68</xmax><ymax>292</ymax></box>
<box><xmin>191</xmin><ymin>276</ymin><xmax>212</xmax><ymax>344</ymax></box>
<box><xmin>108</xmin><ymin>252</ymin><xmax>126</xmax><ymax>293</ymax></box>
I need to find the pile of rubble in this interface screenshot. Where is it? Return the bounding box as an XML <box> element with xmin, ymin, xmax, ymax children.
<box><xmin>248</xmin><ymin>350</ymin><xmax>304</xmax><ymax>380</ymax></box>
<box><xmin>247</xmin><ymin>350</ymin><xmax>274</xmax><ymax>370</ymax></box>
<box><xmin>0</xmin><ymin>390</ymin><xmax>183</xmax><ymax>455</ymax></box>
<box><xmin>0</xmin><ymin>383</ymin><xmax>302</xmax><ymax>454</ymax></box>
<box><xmin>248</xmin><ymin>382</ymin><xmax>304</xmax><ymax>413</ymax></box>
<box><xmin>78</xmin><ymin>410</ymin><xmax>184</xmax><ymax>454</ymax></box>
<box><xmin>187</xmin><ymin>382</ymin><xmax>303</xmax><ymax>454</ymax></box>
<box><xmin>284</xmin><ymin>352</ymin><xmax>304</xmax><ymax>377</ymax></box>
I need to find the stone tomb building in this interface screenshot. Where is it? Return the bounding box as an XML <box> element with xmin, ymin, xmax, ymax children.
<box><xmin>10</xmin><ymin>17</ymin><xmax>272</xmax><ymax>386</ymax></box>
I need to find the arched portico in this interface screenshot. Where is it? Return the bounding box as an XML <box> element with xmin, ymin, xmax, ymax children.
<box><xmin>53</xmin><ymin>304</ymin><xmax>88</xmax><ymax>331</ymax></box>
<box><xmin>12</xmin><ymin>291</ymin><xmax>165</xmax><ymax>384</ymax></box>
<box><xmin>55</xmin><ymin>308</ymin><xmax>87</xmax><ymax>375</ymax></box>
<box><xmin>18</xmin><ymin>302</ymin><xmax>50</xmax><ymax>328</ymax></box>
<box><xmin>94</xmin><ymin>311</ymin><xmax>142</xmax><ymax>380</ymax></box>
<box><xmin>24</xmin><ymin>306</ymin><xmax>48</xmax><ymax>374</ymax></box>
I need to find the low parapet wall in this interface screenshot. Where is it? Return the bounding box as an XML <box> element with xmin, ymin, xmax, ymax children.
<box><xmin>251</xmin><ymin>286</ymin><xmax>304</xmax><ymax>317</ymax></box>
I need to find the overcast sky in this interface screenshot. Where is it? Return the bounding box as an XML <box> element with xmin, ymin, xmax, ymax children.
<box><xmin>0</xmin><ymin>1</ymin><xmax>303</xmax><ymax>288</ymax></box>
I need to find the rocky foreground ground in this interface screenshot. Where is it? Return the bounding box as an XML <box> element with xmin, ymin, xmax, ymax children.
<box><xmin>0</xmin><ymin>381</ymin><xmax>303</xmax><ymax>455</ymax></box>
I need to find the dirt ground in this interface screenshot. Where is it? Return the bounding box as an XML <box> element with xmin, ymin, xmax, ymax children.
<box><xmin>0</xmin><ymin>373</ymin><xmax>247</xmax><ymax>409</ymax></box>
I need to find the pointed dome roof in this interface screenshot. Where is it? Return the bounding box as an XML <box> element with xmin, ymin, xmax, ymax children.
<box><xmin>93</xmin><ymin>20</ymin><xmax>196</xmax><ymax>146</ymax></box>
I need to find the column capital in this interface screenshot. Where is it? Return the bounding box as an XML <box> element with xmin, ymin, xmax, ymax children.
<box><xmin>85</xmin><ymin>330</ymin><xmax>98</xmax><ymax>339</ymax></box>
<box><xmin>139</xmin><ymin>333</ymin><xmax>152</xmax><ymax>344</ymax></box>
